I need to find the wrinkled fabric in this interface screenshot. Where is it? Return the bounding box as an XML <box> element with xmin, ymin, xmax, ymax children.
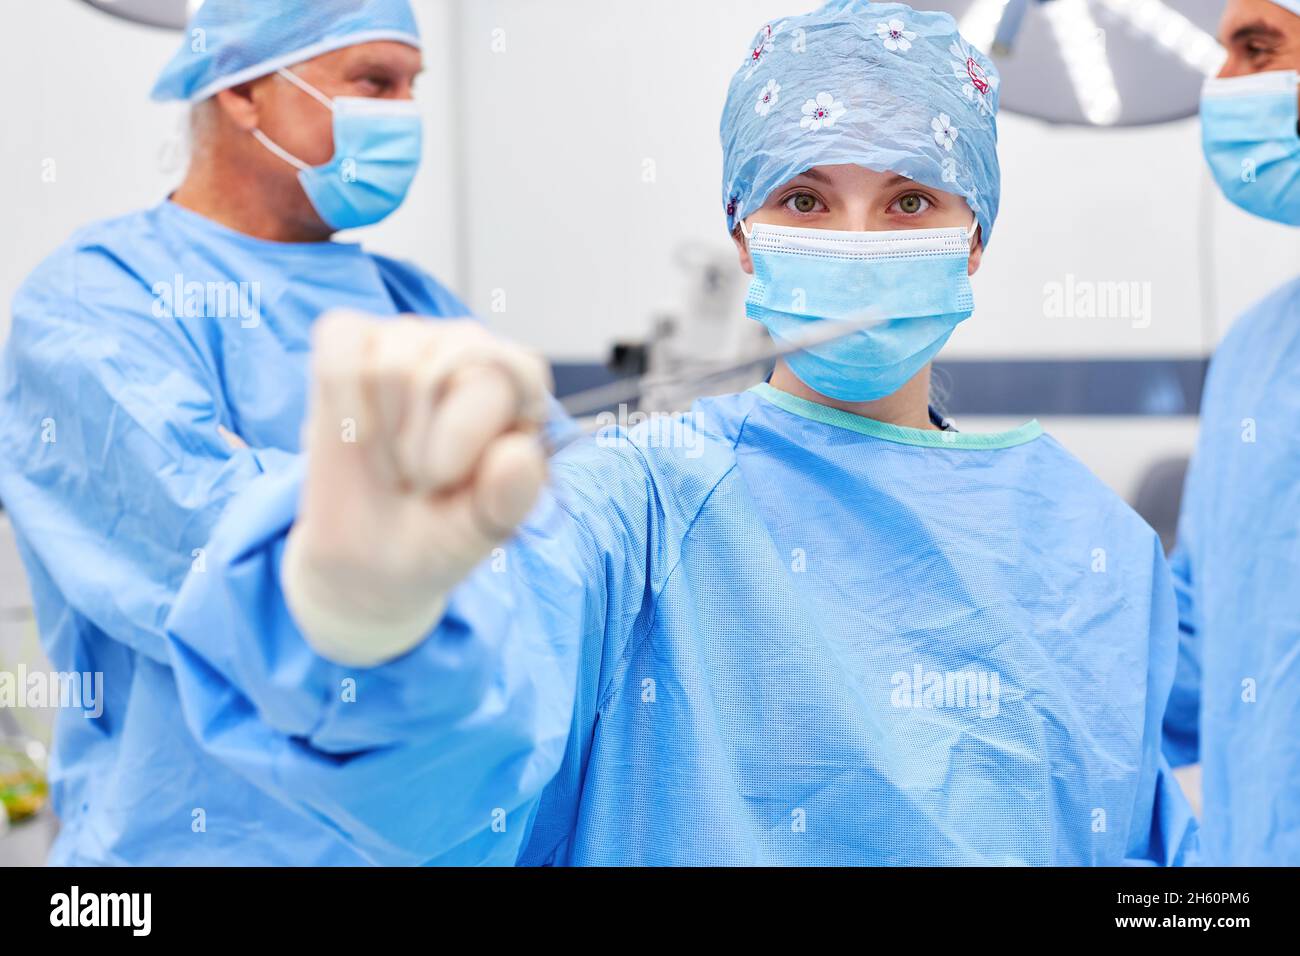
<box><xmin>168</xmin><ymin>384</ymin><xmax>1196</xmax><ymax>865</ymax></box>
<box><xmin>0</xmin><ymin>200</ymin><xmax>469</xmax><ymax>865</ymax></box>
<box><xmin>1164</xmin><ymin>275</ymin><xmax>1300</xmax><ymax>865</ymax></box>
<box><xmin>720</xmin><ymin>1</ymin><xmax>1000</xmax><ymax>243</ymax></box>
<box><xmin>151</xmin><ymin>0</ymin><xmax>421</xmax><ymax>103</ymax></box>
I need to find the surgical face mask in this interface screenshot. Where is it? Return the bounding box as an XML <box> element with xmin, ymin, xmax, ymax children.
<box><xmin>741</xmin><ymin>218</ymin><xmax>976</xmax><ymax>402</ymax></box>
<box><xmin>1201</xmin><ymin>70</ymin><xmax>1300</xmax><ymax>227</ymax></box>
<box><xmin>252</xmin><ymin>68</ymin><xmax>423</xmax><ymax>231</ymax></box>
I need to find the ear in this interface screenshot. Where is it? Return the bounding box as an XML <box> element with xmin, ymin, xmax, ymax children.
<box><xmin>967</xmin><ymin>226</ymin><xmax>984</xmax><ymax>277</ymax></box>
<box><xmin>213</xmin><ymin>80</ymin><xmax>264</xmax><ymax>133</ymax></box>
<box><xmin>732</xmin><ymin>225</ymin><xmax>754</xmax><ymax>276</ymax></box>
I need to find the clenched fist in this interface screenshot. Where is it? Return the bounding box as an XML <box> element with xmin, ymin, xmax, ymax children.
<box><xmin>281</xmin><ymin>310</ymin><xmax>553</xmax><ymax>666</ymax></box>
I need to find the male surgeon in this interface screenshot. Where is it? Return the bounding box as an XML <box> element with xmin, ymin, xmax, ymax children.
<box><xmin>1163</xmin><ymin>0</ymin><xmax>1300</xmax><ymax>864</ymax></box>
<box><xmin>0</xmin><ymin>0</ymin><xmax>473</xmax><ymax>864</ymax></box>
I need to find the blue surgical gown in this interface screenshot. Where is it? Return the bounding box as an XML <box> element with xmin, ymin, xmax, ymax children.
<box><xmin>0</xmin><ymin>200</ymin><xmax>470</xmax><ymax>865</ymax></box>
<box><xmin>1163</xmin><ymin>275</ymin><xmax>1300</xmax><ymax>865</ymax></box>
<box><xmin>164</xmin><ymin>383</ymin><xmax>1197</xmax><ymax>865</ymax></box>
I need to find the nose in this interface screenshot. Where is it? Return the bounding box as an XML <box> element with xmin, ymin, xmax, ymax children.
<box><xmin>833</xmin><ymin>203</ymin><xmax>876</xmax><ymax>232</ymax></box>
<box><xmin>393</xmin><ymin>68</ymin><xmax>424</xmax><ymax>101</ymax></box>
<box><xmin>1215</xmin><ymin>51</ymin><xmax>1250</xmax><ymax>80</ymax></box>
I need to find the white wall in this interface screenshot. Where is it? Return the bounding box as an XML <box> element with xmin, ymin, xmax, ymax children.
<box><xmin>970</xmin><ymin>115</ymin><xmax>1300</xmax><ymax>358</ymax></box>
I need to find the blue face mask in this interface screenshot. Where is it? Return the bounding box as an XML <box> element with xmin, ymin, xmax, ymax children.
<box><xmin>253</xmin><ymin>68</ymin><xmax>423</xmax><ymax>231</ymax></box>
<box><xmin>1201</xmin><ymin>70</ymin><xmax>1300</xmax><ymax>227</ymax></box>
<box><xmin>742</xmin><ymin>218</ymin><xmax>976</xmax><ymax>402</ymax></box>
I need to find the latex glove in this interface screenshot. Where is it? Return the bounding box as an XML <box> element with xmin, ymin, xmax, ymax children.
<box><xmin>281</xmin><ymin>311</ymin><xmax>552</xmax><ymax>667</ymax></box>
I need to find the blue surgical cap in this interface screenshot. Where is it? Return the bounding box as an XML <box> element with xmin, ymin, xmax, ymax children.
<box><xmin>721</xmin><ymin>1</ymin><xmax>1001</xmax><ymax>245</ymax></box>
<box><xmin>151</xmin><ymin>0</ymin><xmax>422</xmax><ymax>103</ymax></box>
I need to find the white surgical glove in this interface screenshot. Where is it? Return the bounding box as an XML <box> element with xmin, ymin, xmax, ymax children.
<box><xmin>281</xmin><ymin>310</ymin><xmax>552</xmax><ymax>667</ymax></box>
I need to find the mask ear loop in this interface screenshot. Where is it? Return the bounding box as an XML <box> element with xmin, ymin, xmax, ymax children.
<box><xmin>739</xmin><ymin>217</ymin><xmax>755</xmax><ymax>241</ymax></box>
<box><xmin>250</xmin><ymin>129</ymin><xmax>311</xmax><ymax>172</ymax></box>
<box><xmin>249</xmin><ymin>68</ymin><xmax>337</xmax><ymax>173</ymax></box>
<box><xmin>275</xmin><ymin>67</ymin><xmax>337</xmax><ymax>111</ymax></box>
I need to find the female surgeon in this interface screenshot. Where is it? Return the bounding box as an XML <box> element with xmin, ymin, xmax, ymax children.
<box><xmin>163</xmin><ymin>2</ymin><xmax>1198</xmax><ymax>865</ymax></box>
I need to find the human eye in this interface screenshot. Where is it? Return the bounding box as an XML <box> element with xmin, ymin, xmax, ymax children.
<box><xmin>782</xmin><ymin>191</ymin><xmax>825</xmax><ymax>215</ymax></box>
<box><xmin>354</xmin><ymin>74</ymin><xmax>393</xmax><ymax>96</ymax></box>
<box><xmin>891</xmin><ymin>192</ymin><xmax>932</xmax><ymax>216</ymax></box>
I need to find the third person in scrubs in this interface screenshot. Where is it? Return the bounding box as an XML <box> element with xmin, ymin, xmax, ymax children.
<box><xmin>1163</xmin><ymin>0</ymin><xmax>1300</xmax><ymax>865</ymax></box>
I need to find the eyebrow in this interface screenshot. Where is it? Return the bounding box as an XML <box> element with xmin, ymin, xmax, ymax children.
<box><xmin>347</xmin><ymin>57</ymin><xmax>425</xmax><ymax>76</ymax></box>
<box><xmin>792</xmin><ymin>168</ymin><xmax>833</xmax><ymax>184</ymax></box>
<box><xmin>1227</xmin><ymin>21</ymin><xmax>1285</xmax><ymax>44</ymax></box>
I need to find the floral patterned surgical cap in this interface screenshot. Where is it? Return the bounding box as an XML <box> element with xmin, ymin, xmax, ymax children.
<box><xmin>720</xmin><ymin>1</ymin><xmax>1002</xmax><ymax>245</ymax></box>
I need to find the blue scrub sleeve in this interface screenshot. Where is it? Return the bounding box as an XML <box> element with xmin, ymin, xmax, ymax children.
<box><xmin>1161</xmin><ymin>543</ymin><xmax>1202</xmax><ymax>767</ymax></box>
<box><xmin>0</xmin><ymin>261</ymin><xmax>296</xmax><ymax>665</ymax></box>
<box><xmin>163</xmin><ymin>450</ymin><xmax>651</xmax><ymax>865</ymax></box>
<box><xmin>1161</xmin><ymin>454</ymin><xmax>1203</xmax><ymax>768</ymax></box>
<box><xmin>1124</xmin><ymin>535</ymin><xmax>1200</xmax><ymax>864</ymax></box>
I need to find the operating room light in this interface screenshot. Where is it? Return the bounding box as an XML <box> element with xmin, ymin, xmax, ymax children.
<box><xmin>1045</xmin><ymin>0</ymin><xmax>1122</xmax><ymax>125</ymax></box>
<box><xmin>1096</xmin><ymin>0</ymin><xmax>1226</xmax><ymax>76</ymax></box>
<box><xmin>958</xmin><ymin>0</ymin><xmax>1013</xmax><ymax>53</ymax></box>
<box><xmin>77</xmin><ymin>0</ymin><xmax>191</xmax><ymax>30</ymax></box>
<box><xmin>935</xmin><ymin>0</ymin><xmax>1226</xmax><ymax>126</ymax></box>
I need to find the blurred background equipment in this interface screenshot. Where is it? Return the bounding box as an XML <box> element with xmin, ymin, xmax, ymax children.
<box><xmin>0</xmin><ymin>512</ymin><xmax>54</xmax><ymax>865</ymax></box>
<box><xmin>0</xmin><ymin>721</ymin><xmax>49</xmax><ymax>831</ymax></box>
<box><xmin>1133</xmin><ymin>456</ymin><xmax>1192</xmax><ymax>553</ymax></box>
<box><xmin>630</xmin><ymin>243</ymin><xmax>769</xmax><ymax>413</ymax></box>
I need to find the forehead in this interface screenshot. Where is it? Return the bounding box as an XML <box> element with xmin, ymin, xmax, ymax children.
<box><xmin>1218</xmin><ymin>0</ymin><xmax>1296</xmax><ymax>42</ymax></box>
<box><xmin>307</xmin><ymin>40</ymin><xmax>423</xmax><ymax>74</ymax></box>
<box><xmin>789</xmin><ymin>165</ymin><xmax>912</xmax><ymax>187</ymax></box>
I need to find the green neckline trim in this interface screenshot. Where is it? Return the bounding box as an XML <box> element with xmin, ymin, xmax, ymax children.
<box><xmin>749</xmin><ymin>383</ymin><xmax>1043</xmax><ymax>450</ymax></box>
